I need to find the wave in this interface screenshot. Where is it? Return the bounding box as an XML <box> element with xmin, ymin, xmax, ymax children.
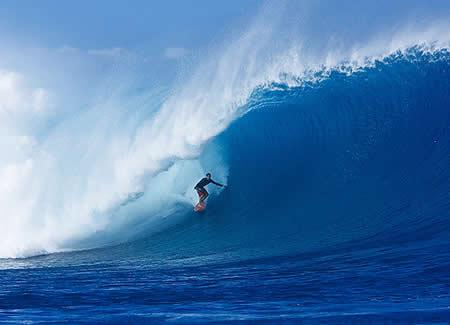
<box><xmin>3</xmin><ymin>48</ymin><xmax>450</xmax><ymax>260</ymax></box>
<box><xmin>42</xmin><ymin>48</ymin><xmax>447</xmax><ymax>266</ymax></box>
<box><xmin>108</xmin><ymin>49</ymin><xmax>449</xmax><ymax>264</ymax></box>
<box><xmin>1</xmin><ymin>1</ymin><xmax>450</xmax><ymax>259</ymax></box>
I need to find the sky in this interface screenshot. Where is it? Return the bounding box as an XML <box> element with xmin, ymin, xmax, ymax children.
<box><xmin>0</xmin><ymin>0</ymin><xmax>261</xmax><ymax>60</ymax></box>
<box><xmin>0</xmin><ymin>0</ymin><xmax>449</xmax><ymax>65</ymax></box>
<box><xmin>0</xmin><ymin>0</ymin><xmax>266</xmax><ymax>117</ymax></box>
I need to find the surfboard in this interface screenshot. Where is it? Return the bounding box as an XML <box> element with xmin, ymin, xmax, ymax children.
<box><xmin>194</xmin><ymin>201</ymin><xmax>206</xmax><ymax>212</ymax></box>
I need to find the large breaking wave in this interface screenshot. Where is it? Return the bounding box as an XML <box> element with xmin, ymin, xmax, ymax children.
<box><xmin>1</xmin><ymin>2</ymin><xmax>449</xmax><ymax>260</ymax></box>
<box><xmin>108</xmin><ymin>49</ymin><xmax>449</xmax><ymax>264</ymax></box>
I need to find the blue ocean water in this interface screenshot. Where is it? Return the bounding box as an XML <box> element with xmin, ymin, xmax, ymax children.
<box><xmin>1</xmin><ymin>49</ymin><xmax>449</xmax><ymax>323</ymax></box>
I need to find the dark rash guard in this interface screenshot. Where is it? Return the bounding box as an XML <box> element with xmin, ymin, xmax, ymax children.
<box><xmin>195</xmin><ymin>177</ymin><xmax>223</xmax><ymax>189</ymax></box>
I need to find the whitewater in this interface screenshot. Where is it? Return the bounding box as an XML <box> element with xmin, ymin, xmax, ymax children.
<box><xmin>0</xmin><ymin>1</ymin><xmax>450</xmax><ymax>322</ymax></box>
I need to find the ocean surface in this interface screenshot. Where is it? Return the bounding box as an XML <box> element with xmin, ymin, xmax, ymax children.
<box><xmin>0</xmin><ymin>48</ymin><xmax>448</xmax><ymax>323</ymax></box>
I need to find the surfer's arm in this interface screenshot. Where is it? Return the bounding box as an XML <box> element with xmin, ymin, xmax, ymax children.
<box><xmin>211</xmin><ymin>180</ymin><xmax>224</xmax><ymax>187</ymax></box>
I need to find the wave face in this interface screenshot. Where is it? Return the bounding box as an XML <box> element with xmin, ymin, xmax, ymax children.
<box><xmin>117</xmin><ymin>49</ymin><xmax>449</xmax><ymax>264</ymax></box>
<box><xmin>223</xmin><ymin>49</ymin><xmax>450</xmax><ymax>254</ymax></box>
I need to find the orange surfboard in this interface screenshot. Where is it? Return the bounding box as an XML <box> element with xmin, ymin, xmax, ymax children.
<box><xmin>194</xmin><ymin>201</ymin><xmax>206</xmax><ymax>212</ymax></box>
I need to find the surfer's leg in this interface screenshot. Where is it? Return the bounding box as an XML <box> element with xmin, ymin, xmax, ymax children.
<box><xmin>201</xmin><ymin>189</ymin><xmax>209</xmax><ymax>202</ymax></box>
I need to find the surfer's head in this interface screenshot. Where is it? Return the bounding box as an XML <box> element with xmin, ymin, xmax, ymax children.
<box><xmin>206</xmin><ymin>173</ymin><xmax>211</xmax><ymax>179</ymax></box>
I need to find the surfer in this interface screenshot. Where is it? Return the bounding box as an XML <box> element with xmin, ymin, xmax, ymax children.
<box><xmin>194</xmin><ymin>173</ymin><xmax>225</xmax><ymax>203</ymax></box>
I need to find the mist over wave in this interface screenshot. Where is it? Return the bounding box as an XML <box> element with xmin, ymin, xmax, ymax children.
<box><xmin>0</xmin><ymin>1</ymin><xmax>449</xmax><ymax>259</ymax></box>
